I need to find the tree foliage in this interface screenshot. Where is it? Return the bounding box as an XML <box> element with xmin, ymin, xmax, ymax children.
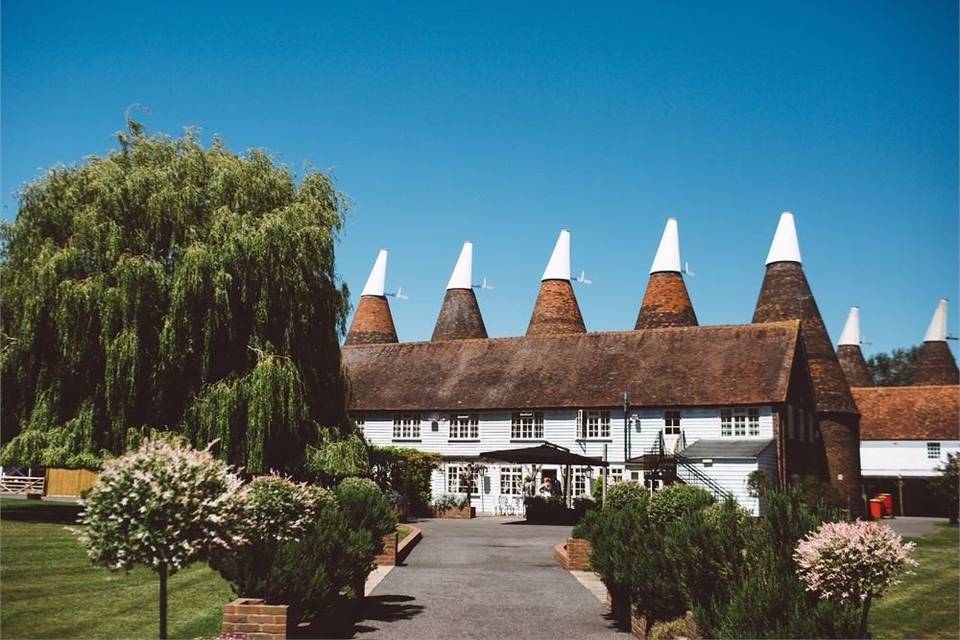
<box><xmin>866</xmin><ymin>346</ymin><xmax>921</xmax><ymax>386</ymax></box>
<box><xmin>1</xmin><ymin>123</ymin><xmax>351</xmax><ymax>473</ymax></box>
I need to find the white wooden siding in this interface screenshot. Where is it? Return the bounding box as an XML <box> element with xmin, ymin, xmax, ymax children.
<box><xmin>860</xmin><ymin>440</ymin><xmax>960</xmax><ymax>478</ymax></box>
<box><xmin>677</xmin><ymin>458</ymin><xmax>762</xmax><ymax>515</ymax></box>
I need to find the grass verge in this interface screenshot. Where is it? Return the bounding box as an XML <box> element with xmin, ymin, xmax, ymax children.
<box><xmin>870</xmin><ymin>523</ymin><xmax>959</xmax><ymax>639</ymax></box>
<box><xmin>0</xmin><ymin>498</ymin><xmax>233</xmax><ymax>639</ymax></box>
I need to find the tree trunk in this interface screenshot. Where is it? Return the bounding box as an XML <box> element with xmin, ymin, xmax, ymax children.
<box><xmin>858</xmin><ymin>593</ymin><xmax>872</xmax><ymax>639</ymax></box>
<box><xmin>159</xmin><ymin>561</ymin><xmax>168</xmax><ymax>640</ymax></box>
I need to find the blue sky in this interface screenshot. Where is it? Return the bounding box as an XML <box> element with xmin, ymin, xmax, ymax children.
<box><xmin>3</xmin><ymin>1</ymin><xmax>957</xmax><ymax>356</ymax></box>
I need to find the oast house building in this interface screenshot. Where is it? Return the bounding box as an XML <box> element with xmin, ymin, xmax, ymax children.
<box><xmin>343</xmin><ymin>214</ymin><xmax>862</xmax><ymax>516</ymax></box>
<box><xmin>841</xmin><ymin>302</ymin><xmax>960</xmax><ymax>516</ymax></box>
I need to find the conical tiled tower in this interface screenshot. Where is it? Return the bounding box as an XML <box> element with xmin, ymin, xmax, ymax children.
<box><xmin>432</xmin><ymin>242</ymin><xmax>488</xmax><ymax>341</ymax></box>
<box><xmin>913</xmin><ymin>299</ymin><xmax>959</xmax><ymax>385</ymax></box>
<box><xmin>635</xmin><ymin>218</ymin><xmax>698</xmax><ymax>329</ymax></box>
<box><xmin>752</xmin><ymin>212</ymin><xmax>862</xmax><ymax>515</ymax></box>
<box><xmin>837</xmin><ymin>307</ymin><xmax>873</xmax><ymax>387</ymax></box>
<box><xmin>526</xmin><ymin>230</ymin><xmax>587</xmax><ymax>336</ymax></box>
<box><xmin>344</xmin><ymin>250</ymin><xmax>399</xmax><ymax>346</ymax></box>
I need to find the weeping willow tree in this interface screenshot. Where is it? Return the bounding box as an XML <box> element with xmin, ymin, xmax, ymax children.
<box><xmin>1</xmin><ymin>122</ymin><xmax>354</xmax><ymax>474</ymax></box>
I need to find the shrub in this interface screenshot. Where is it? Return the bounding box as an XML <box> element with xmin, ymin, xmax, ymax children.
<box><xmin>210</xmin><ymin>475</ymin><xmax>332</xmax><ymax>598</ymax></box>
<box><xmin>794</xmin><ymin>476</ymin><xmax>847</xmax><ymax>514</ymax></box>
<box><xmin>931</xmin><ymin>452</ymin><xmax>959</xmax><ymax>524</ymax></box>
<box><xmin>370</xmin><ymin>445</ymin><xmax>440</xmax><ymax>515</ymax></box>
<box><xmin>605</xmin><ymin>481</ymin><xmax>648</xmax><ymax>510</ymax></box>
<box><xmin>649</xmin><ymin>484</ymin><xmax>715</xmax><ymax>525</ymax></box>
<box><xmin>432</xmin><ymin>494</ymin><xmax>461</xmax><ymax>512</ymax></box>
<box><xmin>795</xmin><ymin>520</ymin><xmax>916</xmax><ymax>638</ymax></box>
<box><xmin>335</xmin><ymin>477</ymin><xmax>398</xmax><ymax>545</ymax></box>
<box><xmin>78</xmin><ymin>436</ymin><xmax>244</xmax><ymax>638</ymax></box>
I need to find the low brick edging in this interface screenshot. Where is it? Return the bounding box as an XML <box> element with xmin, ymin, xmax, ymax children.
<box><xmin>432</xmin><ymin>505</ymin><xmax>475</xmax><ymax>519</ymax></box>
<box><xmin>374</xmin><ymin>532</ymin><xmax>399</xmax><ymax>566</ymax></box>
<box><xmin>222</xmin><ymin>598</ymin><xmax>288</xmax><ymax>640</ymax></box>
<box><xmin>553</xmin><ymin>537</ymin><xmax>592</xmax><ymax>571</ymax></box>
<box><xmin>374</xmin><ymin>525</ymin><xmax>423</xmax><ymax>566</ymax></box>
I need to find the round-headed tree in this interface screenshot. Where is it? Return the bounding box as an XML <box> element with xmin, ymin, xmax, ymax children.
<box><xmin>78</xmin><ymin>436</ymin><xmax>245</xmax><ymax>638</ymax></box>
<box><xmin>1</xmin><ymin>122</ymin><xmax>352</xmax><ymax>474</ymax></box>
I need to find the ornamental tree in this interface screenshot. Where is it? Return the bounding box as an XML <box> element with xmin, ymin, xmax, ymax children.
<box><xmin>77</xmin><ymin>436</ymin><xmax>244</xmax><ymax>638</ymax></box>
<box><xmin>794</xmin><ymin>520</ymin><xmax>917</xmax><ymax>638</ymax></box>
<box><xmin>1</xmin><ymin>122</ymin><xmax>352</xmax><ymax>473</ymax></box>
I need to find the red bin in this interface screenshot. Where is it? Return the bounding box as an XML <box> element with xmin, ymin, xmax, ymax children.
<box><xmin>868</xmin><ymin>499</ymin><xmax>883</xmax><ymax>521</ymax></box>
<box><xmin>877</xmin><ymin>493</ymin><xmax>894</xmax><ymax>518</ymax></box>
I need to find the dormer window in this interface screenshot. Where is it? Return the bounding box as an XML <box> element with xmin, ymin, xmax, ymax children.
<box><xmin>664</xmin><ymin>410</ymin><xmax>681</xmax><ymax>435</ymax></box>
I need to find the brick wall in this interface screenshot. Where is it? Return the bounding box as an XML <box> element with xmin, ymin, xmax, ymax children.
<box><xmin>375</xmin><ymin>532</ymin><xmax>398</xmax><ymax>566</ymax></box>
<box><xmin>222</xmin><ymin>598</ymin><xmax>287</xmax><ymax>640</ymax></box>
<box><xmin>564</xmin><ymin>537</ymin><xmax>592</xmax><ymax>571</ymax></box>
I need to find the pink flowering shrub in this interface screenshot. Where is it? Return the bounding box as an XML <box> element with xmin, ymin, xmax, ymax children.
<box><xmin>78</xmin><ymin>436</ymin><xmax>245</xmax><ymax>572</ymax></box>
<box><xmin>795</xmin><ymin>520</ymin><xmax>916</xmax><ymax>603</ymax></box>
<box><xmin>794</xmin><ymin>520</ymin><xmax>916</xmax><ymax>637</ymax></box>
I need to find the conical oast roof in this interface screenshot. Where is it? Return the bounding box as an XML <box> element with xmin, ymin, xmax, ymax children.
<box><xmin>432</xmin><ymin>242</ymin><xmax>488</xmax><ymax>341</ymax></box>
<box><xmin>636</xmin><ymin>219</ymin><xmax>698</xmax><ymax>329</ymax></box>
<box><xmin>345</xmin><ymin>250</ymin><xmax>399</xmax><ymax>346</ymax></box>
<box><xmin>837</xmin><ymin>307</ymin><xmax>873</xmax><ymax>387</ymax></box>
<box><xmin>914</xmin><ymin>299</ymin><xmax>959</xmax><ymax>385</ymax></box>
<box><xmin>527</xmin><ymin>230</ymin><xmax>586</xmax><ymax>336</ymax></box>
<box><xmin>752</xmin><ymin>214</ymin><xmax>857</xmax><ymax>414</ymax></box>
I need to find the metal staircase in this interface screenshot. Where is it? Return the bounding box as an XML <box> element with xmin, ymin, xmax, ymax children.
<box><xmin>674</xmin><ymin>459</ymin><xmax>732</xmax><ymax>501</ymax></box>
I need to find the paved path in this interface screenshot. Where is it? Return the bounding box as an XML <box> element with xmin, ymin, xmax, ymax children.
<box><xmin>354</xmin><ymin>517</ymin><xmax>625</xmax><ymax>639</ymax></box>
<box><xmin>884</xmin><ymin>516</ymin><xmax>950</xmax><ymax>538</ymax></box>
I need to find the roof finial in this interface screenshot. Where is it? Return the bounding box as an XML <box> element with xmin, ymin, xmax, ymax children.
<box><xmin>360</xmin><ymin>249</ymin><xmax>388</xmax><ymax>297</ymax></box>
<box><xmin>838</xmin><ymin>306</ymin><xmax>861</xmax><ymax>346</ymax></box>
<box><xmin>650</xmin><ymin>218</ymin><xmax>682</xmax><ymax>274</ymax></box>
<box><xmin>765</xmin><ymin>211</ymin><xmax>802</xmax><ymax>265</ymax></box>
<box><xmin>446</xmin><ymin>242</ymin><xmax>473</xmax><ymax>290</ymax></box>
<box><xmin>924</xmin><ymin>298</ymin><xmax>949</xmax><ymax>342</ymax></box>
<box><xmin>541</xmin><ymin>229</ymin><xmax>572</xmax><ymax>281</ymax></box>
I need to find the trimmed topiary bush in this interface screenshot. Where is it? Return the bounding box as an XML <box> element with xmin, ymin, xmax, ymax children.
<box><xmin>605</xmin><ymin>481</ymin><xmax>649</xmax><ymax>510</ymax></box>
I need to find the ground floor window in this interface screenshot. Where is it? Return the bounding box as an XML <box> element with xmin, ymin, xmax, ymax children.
<box><xmin>572</xmin><ymin>467</ymin><xmax>591</xmax><ymax>497</ymax></box>
<box><xmin>500</xmin><ymin>466</ymin><xmax>523</xmax><ymax>495</ymax></box>
<box><xmin>446</xmin><ymin>464</ymin><xmax>480</xmax><ymax>495</ymax></box>
<box><xmin>608</xmin><ymin>467</ymin><xmax>623</xmax><ymax>484</ymax></box>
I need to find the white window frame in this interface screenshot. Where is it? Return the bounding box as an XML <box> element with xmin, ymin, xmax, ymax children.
<box><xmin>721</xmin><ymin>408</ymin><xmax>760</xmax><ymax>437</ymax></box>
<box><xmin>511</xmin><ymin>411</ymin><xmax>544</xmax><ymax>440</ymax></box>
<box><xmin>499</xmin><ymin>465</ymin><xmax>523</xmax><ymax>496</ymax></box>
<box><xmin>664</xmin><ymin>410</ymin><xmax>681</xmax><ymax>435</ymax></box>
<box><xmin>392</xmin><ymin>413</ymin><xmax>421</xmax><ymax>440</ymax></box>
<box><xmin>927</xmin><ymin>442</ymin><xmax>941</xmax><ymax>460</ymax></box>
<box><xmin>609</xmin><ymin>467</ymin><xmax>624</xmax><ymax>484</ymax></box>
<box><xmin>578</xmin><ymin>410</ymin><xmax>611</xmax><ymax>439</ymax></box>
<box><xmin>572</xmin><ymin>467</ymin><xmax>591</xmax><ymax>497</ymax></box>
<box><xmin>446</xmin><ymin>464</ymin><xmax>480</xmax><ymax>495</ymax></box>
<box><xmin>449</xmin><ymin>414</ymin><xmax>480</xmax><ymax>440</ymax></box>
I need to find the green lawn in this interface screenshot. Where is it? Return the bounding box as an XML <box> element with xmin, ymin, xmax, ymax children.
<box><xmin>397</xmin><ymin>523</ymin><xmax>412</xmax><ymax>543</ymax></box>
<box><xmin>0</xmin><ymin>499</ymin><xmax>234</xmax><ymax>639</ymax></box>
<box><xmin>870</xmin><ymin>524</ymin><xmax>960</xmax><ymax>639</ymax></box>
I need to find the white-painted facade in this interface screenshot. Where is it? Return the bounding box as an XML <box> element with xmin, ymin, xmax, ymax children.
<box><xmin>860</xmin><ymin>440</ymin><xmax>960</xmax><ymax>478</ymax></box>
<box><xmin>358</xmin><ymin>405</ymin><xmax>778</xmax><ymax>515</ymax></box>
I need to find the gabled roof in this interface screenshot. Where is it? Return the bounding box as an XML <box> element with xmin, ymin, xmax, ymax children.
<box><xmin>678</xmin><ymin>438</ymin><xmax>775</xmax><ymax>459</ymax></box>
<box><xmin>344</xmin><ymin>320</ymin><xmax>802</xmax><ymax>412</ymax></box>
<box><xmin>852</xmin><ymin>385</ymin><xmax>960</xmax><ymax>440</ymax></box>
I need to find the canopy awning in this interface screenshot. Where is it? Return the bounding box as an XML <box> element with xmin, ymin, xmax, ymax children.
<box><xmin>479</xmin><ymin>442</ymin><xmax>608</xmax><ymax>467</ymax></box>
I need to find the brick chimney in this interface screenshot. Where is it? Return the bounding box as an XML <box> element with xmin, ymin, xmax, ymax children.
<box><xmin>914</xmin><ymin>299</ymin><xmax>959</xmax><ymax>385</ymax></box>
<box><xmin>432</xmin><ymin>242</ymin><xmax>488</xmax><ymax>341</ymax></box>
<box><xmin>752</xmin><ymin>212</ymin><xmax>862</xmax><ymax>516</ymax></box>
<box><xmin>635</xmin><ymin>218</ymin><xmax>698</xmax><ymax>329</ymax></box>
<box><xmin>526</xmin><ymin>230</ymin><xmax>587</xmax><ymax>336</ymax></box>
<box><xmin>837</xmin><ymin>307</ymin><xmax>873</xmax><ymax>387</ymax></box>
<box><xmin>345</xmin><ymin>249</ymin><xmax>399</xmax><ymax>346</ymax></box>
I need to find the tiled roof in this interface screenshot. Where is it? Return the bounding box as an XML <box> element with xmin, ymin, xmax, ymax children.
<box><xmin>852</xmin><ymin>385</ymin><xmax>960</xmax><ymax>440</ymax></box>
<box><xmin>344</xmin><ymin>321</ymin><xmax>802</xmax><ymax>411</ymax></box>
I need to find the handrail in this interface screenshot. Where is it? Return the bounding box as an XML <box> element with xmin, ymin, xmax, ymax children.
<box><xmin>675</xmin><ymin>460</ymin><xmax>730</xmax><ymax>501</ymax></box>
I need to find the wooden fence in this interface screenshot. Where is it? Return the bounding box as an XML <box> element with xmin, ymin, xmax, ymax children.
<box><xmin>44</xmin><ymin>468</ymin><xmax>99</xmax><ymax>498</ymax></box>
<box><xmin>0</xmin><ymin>475</ymin><xmax>45</xmax><ymax>495</ymax></box>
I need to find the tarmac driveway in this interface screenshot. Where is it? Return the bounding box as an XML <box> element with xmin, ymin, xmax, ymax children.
<box><xmin>354</xmin><ymin>517</ymin><xmax>625</xmax><ymax>639</ymax></box>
